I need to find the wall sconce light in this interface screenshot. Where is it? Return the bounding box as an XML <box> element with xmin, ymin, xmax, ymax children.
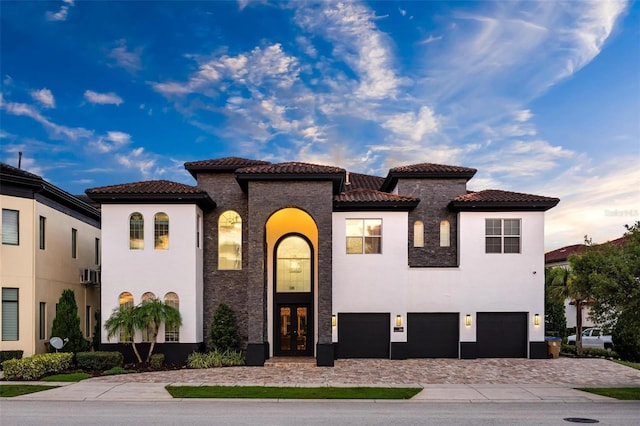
<box><xmin>534</xmin><ymin>314</ymin><xmax>540</xmax><ymax>326</ymax></box>
<box><xmin>331</xmin><ymin>315</ymin><xmax>337</xmax><ymax>327</ymax></box>
<box><xmin>465</xmin><ymin>314</ymin><xmax>472</xmax><ymax>327</ymax></box>
<box><xmin>395</xmin><ymin>315</ymin><xmax>402</xmax><ymax>327</ymax></box>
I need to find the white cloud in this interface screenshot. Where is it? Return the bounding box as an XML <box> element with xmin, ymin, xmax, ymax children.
<box><xmin>418</xmin><ymin>35</ymin><xmax>443</xmax><ymax>45</ymax></box>
<box><xmin>46</xmin><ymin>0</ymin><xmax>75</xmax><ymax>22</ymax></box>
<box><xmin>108</xmin><ymin>39</ymin><xmax>143</xmax><ymax>73</ymax></box>
<box><xmin>381</xmin><ymin>106</ymin><xmax>439</xmax><ymax>142</ymax></box>
<box><xmin>294</xmin><ymin>1</ymin><xmax>404</xmax><ymax>99</ymax></box>
<box><xmin>30</xmin><ymin>88</ymin><xmax>55</xmax><ymax>108</ymax></box>
<box><xmin>84</xmin><ymin>90</ymin><xmax>123</xmax><ymax>106</ymax></box>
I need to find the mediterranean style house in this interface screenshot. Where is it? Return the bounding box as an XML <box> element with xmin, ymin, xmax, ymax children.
<box><xmin>1</xmin><ymin>163</ymin><xmax>101</xmax><ymax>356</ymax></box>
<box><xmin>86</xmin><ymin>157</ymin><xmax>559</xmax><ymax>366</ymax></box>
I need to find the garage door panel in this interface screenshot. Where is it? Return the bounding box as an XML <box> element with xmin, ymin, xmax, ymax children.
<box><xmin>338</xmin><ymin>313</ymin><xmax>389</xmax><ymax>358</ymax></box>
<box><xmin>477</xmin><ymin>312</ymin><xmax>527</xmax><ymax>358</ymax></box>
<box><xmin>408</xmin><ymin>313</ymin><xmax>459</xmax><ymax>358</ymax></box>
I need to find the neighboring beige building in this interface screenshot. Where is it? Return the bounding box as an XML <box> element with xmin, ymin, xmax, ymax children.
<box><xmin>1</xmin><ymin>163</ymin><xmax>101</xmax><ymax>356</ymax></box>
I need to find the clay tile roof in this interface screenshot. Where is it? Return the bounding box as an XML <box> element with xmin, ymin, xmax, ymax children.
<box><xmin>449</xmin><ymin>189</ymin><xmax>559</xmax><ymax>212</ymax></box>
<box><xmin>381</xmin><ymin>163</ymin><xmax>477</xmax><ymax>191</ymax></box>
<box><xmin>184</xmin><ymin>157</ymin><xmax>270</xmax><ymax>177</ymax></box>
<box><xmin>237</xmin><ymin>161</ymin><xmax>345</xmax><ymax>175</ymax></box>
<box><xmin>334</xmin><ymin>188</ymin><xmax>419</xmax><ymax>211</ymax></box>
<box><xmin>346</xmin><ymin>172</ymin><xmax>384</xmax><ymax>191</ymax></box>
<box><xmin>86</xmin><ymin>180</ymin><xmax>216</xmax><ymax>210</ymax></box>
<box><xmin>545</xmin><ymin>244</ymin><xmax>586</xmax><ymax>264</ymax></box>
<box><xmin>1</xmin><ymin>162</ymin><xmax>42</xmax><ymax>180</ymax></box>
<box><xmin>389</xmin><ymin>163</ymin><xmax>477</xmax><ymax>175</ymax></box>
<box><xmin>86</xmin><ymin>180</ymin><xmax>204</xmax><ymax>195</ymax></box>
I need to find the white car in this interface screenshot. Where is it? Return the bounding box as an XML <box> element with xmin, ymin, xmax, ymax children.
<box><xmin>567</xmin><ymin>327</ymin><xmax>614</xmax><ymax>350</ymax></box>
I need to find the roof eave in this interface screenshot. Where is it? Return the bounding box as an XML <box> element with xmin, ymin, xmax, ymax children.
<box><xmin>333</xmin><ymin>200</ymin><xmax>420</xmax><ymax>212</ymax></box>
<box><xmin>380</xmin><ymin>170</ymin><xmax>477</xmax><ymax>192</ymax></box>
<box><xmin>448</xmin><ymin>200</ymin><xmax>560</xmax><ymax>212</ymax></box>
<box><xmin>86</xmin><ymin>192</ymin><xmax>216</xmax><ymax>211</ymax></box>
<box><xmin>236</xmin><ymin>173</ymin><xmax>345</xmax><ymax>194</ymax></box>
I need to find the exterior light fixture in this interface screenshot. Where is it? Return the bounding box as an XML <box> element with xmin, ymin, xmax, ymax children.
<box><xmin>395</xmin><ymin>315</ymin><xmax>402</xmax><ymax>327</ymax></box>
<box><xmin>534</xmin><ymin>314</ymin><xmax>540</xmax><ymax>326</ymax></box>
<box><xmin>465</xmin><ymin>314</ymin><xmax>472</xmax><ymax>327</ymax></box>
<box><xmin>331</xmin><ymin>315</ymin><xmax>337</xmax><ymax>327</ymax></box>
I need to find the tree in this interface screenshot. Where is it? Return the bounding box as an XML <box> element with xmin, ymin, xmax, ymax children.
<box><xmin>50</xmin><ymin>289</ymin><xmax>88</xmax><ymax>353</ymax></box>
<box><xmin>571</xmin><ymin>222</ymin><xmax>640</xmax><ymax>361</ymax></box>
<box><xmin>105</xmin><ymin>305</ymin><xmax>144</xmax><ymax>363</ymax></box>
<box><xmin>546</xmin><ymin>266</ymin><xmax>589</xmax><ymax>355</ymax></box>
<box><xmin>136</xmin><ymin>298</ymin><xmax>182</xmax><ymax>362</ymax></box>
<box><xmin>544</xmin><ymin>267</ymin><xmax>566</xmax><ymax>337</ymax></box>
<box><xmin>91</xmin><ymin>310</ymin><xmax>101</xmax><ymax>351</ymax></box>
<box><xmin>104</xmin><ymin>299</ymin><xmax>182</xmax><ymax>363</ymax></box>
<box><xmin>209</xmin><ymin>303</ymin><xmax>240</xmax><ymax>353</ymax></box>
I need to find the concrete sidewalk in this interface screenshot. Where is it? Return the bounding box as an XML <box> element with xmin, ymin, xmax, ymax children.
<box><xmin>4</xmin><ymin>381</ymin><xmax>618</xmax><ymax>403</ymax></box>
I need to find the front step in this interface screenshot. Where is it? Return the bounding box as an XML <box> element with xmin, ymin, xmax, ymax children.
<box><xmin>264</xmin><ymin>357</ymin><xmax>316</xmax><ymax>368</ymax></box>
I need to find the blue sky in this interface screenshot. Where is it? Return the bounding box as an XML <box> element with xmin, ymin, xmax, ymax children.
<box><xmin>1</xmin><ymin>0</ymin><xmax>638</xmax><ymax>249</ymax></box>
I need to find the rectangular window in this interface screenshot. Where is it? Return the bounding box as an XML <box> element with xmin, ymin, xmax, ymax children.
<box><xmin>85</xmin><ymin>305</ymin><xmax>91</xmax><ymax>337</ymax></box>
<box><xmin>39</xmin><ymin>216</ymin><xmax>46</xmax><ymax>250</ymax></box>
<box><xmin>39</xmin><ymin>302</ymin><xmax>46</xmax><ymax>340</ymax></box>
<box><xmin>71</xmin><ymin>228</ymin><xmax>78</xmax><ymax>258</ymax></box>
<box><xmin>2</xmin><ymin>288</ymin><xmax>19</xmax><ymax>341</ymax></box>
<box><xmin>346</xmin><ymin>219</ymin><xmax>382</xmax><ymax>254</ymax></box>
<box><xmin>485</xmin><ymin>219</ymin><xmax>521</xmax><ymax>254</ymax></box>
<box><xmin>95</xmin><ymin>238</ymin><xmax>100</xmax><ymax>265</ymax></box>
<box><xmin>2</xmin><ymin>209</ymin><xmax>19</xmax><ymax>245</ymax></box>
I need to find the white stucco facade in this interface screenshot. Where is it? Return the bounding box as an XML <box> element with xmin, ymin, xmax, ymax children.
<box><xmin>100</xmin><ymin>203</ymin><xmax>203</xmax><ymax>344</ymax></box>
<box><xmin>331</xmin><ymin>210</ymin><xmax>547</xmax><ymax>353</ymax></box>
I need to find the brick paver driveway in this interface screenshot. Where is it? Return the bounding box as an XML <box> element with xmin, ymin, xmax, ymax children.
<box><xmin>88</xmin><ymin>358</ymin><xmax>640</xmax><ymax>387</ymax></box>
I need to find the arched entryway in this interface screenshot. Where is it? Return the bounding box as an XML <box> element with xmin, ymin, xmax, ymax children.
<box><xmin>266</xmin><ymin>208</ymin><xmax>318</xmax><ymax>358</ymax></box>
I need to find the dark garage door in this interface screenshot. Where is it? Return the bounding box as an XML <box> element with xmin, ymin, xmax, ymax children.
<box><xmin>408</xmin><ymin>313</ymin><xmax>459</xmax><ymax>358</ymax></box>
<box><xmin>477</xmin><ymin>312</ymin><xmax>527</xmax><ymax>358</ymax></box>
<box><xmin>338</xmin><ymin>313</ymin><xmax>390</xmax><ymax>358</ymax></box>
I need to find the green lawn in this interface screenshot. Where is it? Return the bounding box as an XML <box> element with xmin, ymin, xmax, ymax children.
<box><xmin>42</xmin><ymin>372</ymin><xmax>92</xmax><ymax>382</ymax></box>
<box><xmin>0</xmin><ymin>384</ymin><xmax>58</xmax><ymax>397</ymax></box>
<box><xmin>577</xmin><ymin>387</ymin><xmax>640</xmax><ymax>400</ymax></box>
<box><xmin>613</xmin><ymin>360</ymin><xmax>640</xmax><ymax>371</ymax></box>
<box><xmin>166</xmin><ymin>385</ymin><xmax>421</xmax><ymax>399</ymax></box>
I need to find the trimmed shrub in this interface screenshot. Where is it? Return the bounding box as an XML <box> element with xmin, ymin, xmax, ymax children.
<box><xmin>150</xmin><ymin>353</ymin><xmax>164</xmax><ymax>370</ymax></box>
<box><xmin>209</xmin><ymin>303</ymin><xmax>240</xmax><ymax>353</ymax></box>
<box><xmin>613</xmin><ymin>311</ymin><xmax>640</xmax><ymax>362</ymax></box>
<box><xmin>583</xmin><ymin>348</ymin><xmax>619</xmax><ymax>359</ymax></box>
<box><xmin>76</xmin><ymin>351</ymin><xmax>123</xmax><ymax>371</ymax></box>
<box><xmin>0</xmin><ymin>350</ymin><xmax>24</xmax><ymax>369</ymax></box>
<box><xmin>2</xmin><ymin>353</ymin><xmax>74</xmax><ymax>380</ymax></box>
<box><xmin>92</xmin><ymin>310</ymin><xmax>101</xmax><ymax>352</ymax></box>
<box><xmin>50</xmin><ymin>289</ymin><xmax>88</xmax><ymax>353</ymax></box>
<box><xmin>186</xmin><ymin>350</ymin><xmax>245</xmax><ymax>369</ymax></box>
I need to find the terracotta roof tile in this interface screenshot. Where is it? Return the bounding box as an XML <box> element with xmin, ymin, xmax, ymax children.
<box><xmin>545</xmin><ymin>244</ymin><xmax>586</xmax><ymax>264</ymax></box>
<box><xmin>335</xmin><ymin>188</ymin><xmax>418</xmax><ymax>203</ymax></box>
<box><xmin>185</xmin><ymin>157</ymin><xmax>270</xmax><ymax>169</ymax></box>
<box><xmin>345</xmin><ymin>172</ymin><xmax>384</xmax><ymax>191</ymax></box>
<box><xmin>1</xmin><ymin>162</ymin><xmax>42</xmax><ymax>180</ymax></box>
<box><xmin>389</xmin><ymin>163</ymin><xmax>477</xmax><ymax>175</ymax></box>
<box><xmin>450</xmin><ymin>189</ymin><xmax>559</xmax><ymax>211</ymax></box>
<box><xmin>237</xmin><ymin>161</ymin><xmax>345</xmax><ymax>175</ymax></box>
<box><xmin>86</xmin><ymin>180</ymin><xmax>205</xmax><ymax>195</ymax></box>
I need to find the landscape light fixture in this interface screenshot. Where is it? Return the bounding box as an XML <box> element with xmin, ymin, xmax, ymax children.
<box><xmin>465</xmin><ymin>314</ymin><xmax>472</xmax><ymax>327</ymax></box>
<box><xmin>395</xmin><ymin>315</ymin><xmax>402</xmax><ymax>327</ymax></box>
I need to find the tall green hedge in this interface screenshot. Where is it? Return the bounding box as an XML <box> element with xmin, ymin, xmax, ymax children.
<box><xmin>50</xmin><ymin>289</ymin><xmax>88</xmax><ymax>353</ymax></box>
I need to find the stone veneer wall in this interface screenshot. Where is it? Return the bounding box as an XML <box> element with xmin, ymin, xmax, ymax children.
<box><xmin>246</xmin><ymin>180</ymin><xmax>334</xmax><ymax>350</ymax></box>
<box><xmin>400</xmin><ymin>178</ymin><xmax>468</xmax><ymax>267</ymax></box>
<box><xmin>196</xmin><ymin>173</ymin><xmax>250</xmax><ymax>350</ymax></box>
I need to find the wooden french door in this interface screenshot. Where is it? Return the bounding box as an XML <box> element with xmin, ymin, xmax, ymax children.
<box><xmin>276</xmin><ymin>304</ymin><xmax>312</xmax><ymax>356</ymax></box>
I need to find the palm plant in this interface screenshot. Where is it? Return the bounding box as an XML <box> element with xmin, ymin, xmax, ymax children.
<box><xmin>104</xmin><ymin>305</ymin><xmax>144</xmax><ymax>363</ymax></box>
<box><xmin>546</xmin><ymin>266</ymin><xmax>587</xmax><ymax>356</ymax></box>
<box><xmin>136</xmin><ymin>298</ymin><xmax>182</xmax><ymax>362</ymax></box>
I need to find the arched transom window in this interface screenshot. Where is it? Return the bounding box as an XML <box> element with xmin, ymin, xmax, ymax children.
<box><xmin>164</xmin><ymin>292</ymin><xmax>180</xmax><ymax>342</ymax></box>
<box><xmin>118</xmin><ymin>292</ymin><xmax>134</xmax><ymax>342</ymax></box>
<box><xmin>276</xmin><ymin>235</ymin><xmax>311</xmax><ymax>293</ymax></box>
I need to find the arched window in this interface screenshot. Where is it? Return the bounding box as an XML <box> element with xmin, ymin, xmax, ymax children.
<box><xmin>276</xmin><ymin>235</ymin><xmax>311</xmax><ymax>293</ymax></box>
<box><xmin>118</xmin><ymin>292</ymin><xmax>134</xmax><ymax>342</ymax></box>
<box><xmin>218</xmin><ymin>210</ymin><xmax>242</xmax><ymax>270</ymax></box>
<box><xmin>413</xmin><ymin>221</ymin><xmax>424</xmax><ymax>247</ymax></box>
<box><xmin>140</xmin><ymin>292</ymin><xmax>156</xmax><ymax>342</ymax></box>
<box><xmin>129</xmin><ymin>213</ymin><xmax>144</xmax><ymax>250</ymax></box>
<box><xmin>164</xmin><ymin>292</ymin><xmax>180</xmax><ymax>342</ymax></box>
<box><xmin>154</xmin><ymin>213</ymin><xmax>169</xmax><ymax>250</ymax></box>
<box><xmin>440</xmin><ymin>220</ymin><xmax>450</xmax><ymax>247</ymax></box>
